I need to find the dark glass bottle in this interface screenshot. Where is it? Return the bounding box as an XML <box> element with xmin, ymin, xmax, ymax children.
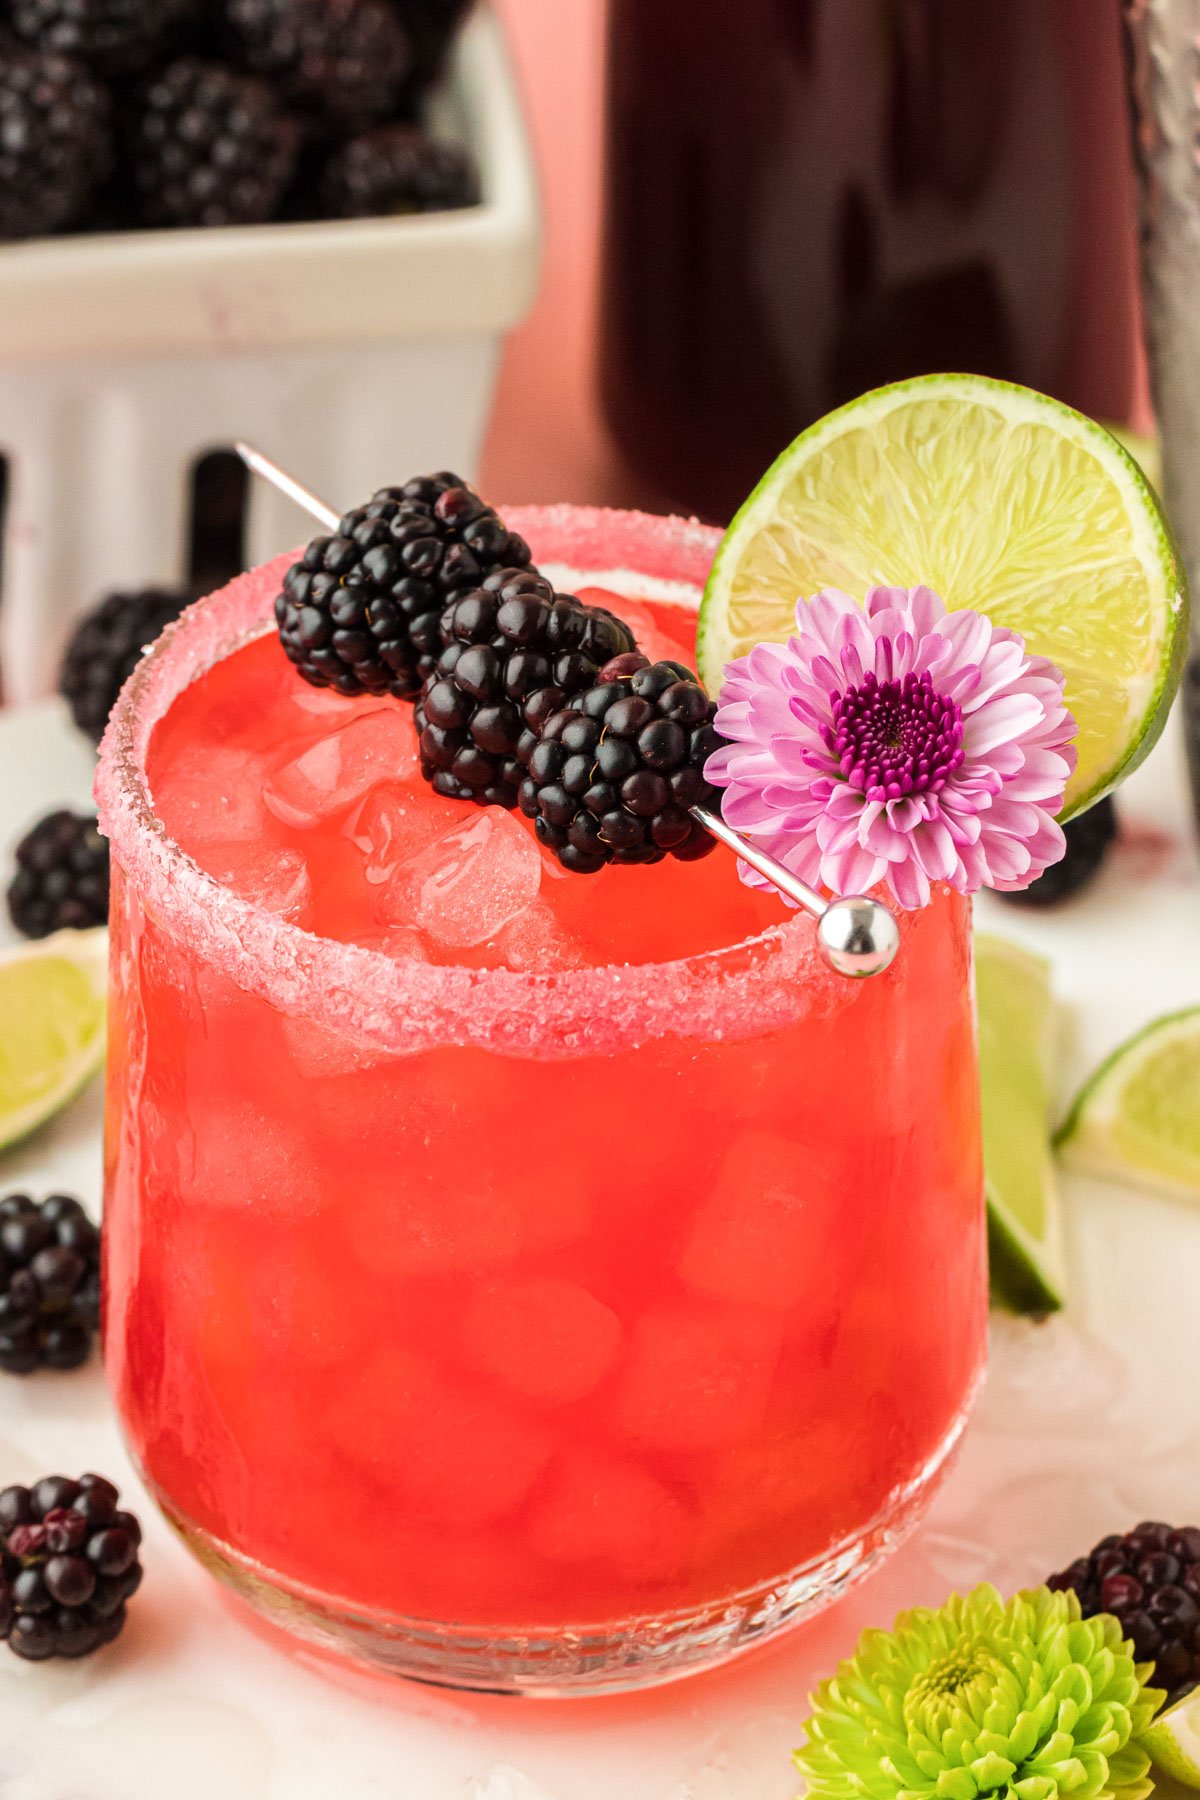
<box><xmin>601</xmin><ymin>0</ymin><xmax>1138</xmax><ymax>521</ymax></box>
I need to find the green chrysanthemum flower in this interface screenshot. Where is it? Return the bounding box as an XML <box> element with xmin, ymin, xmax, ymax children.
<box><xmin>794</xmin><ymin>1584</ymin><xmax>1164</xmax><ymax>1800</ymax></box>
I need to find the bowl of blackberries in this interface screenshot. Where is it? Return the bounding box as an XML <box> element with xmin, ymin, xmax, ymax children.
<box><xmin>0</xmin><ymin>0</ymin><xmax>481</xmax><ymax>241</ymax></box>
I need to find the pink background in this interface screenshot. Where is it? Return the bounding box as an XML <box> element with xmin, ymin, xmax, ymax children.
<box><xmin>481</xmin><ymin>0</ymin><xmax>628</xmax><ymax>509</ymax></box>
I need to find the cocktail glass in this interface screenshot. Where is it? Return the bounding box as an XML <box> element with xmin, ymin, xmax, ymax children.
<box><xmin>96</xmin><ymin>504</ymin><xmax>986</xmax><ymax>1695</ymax></box>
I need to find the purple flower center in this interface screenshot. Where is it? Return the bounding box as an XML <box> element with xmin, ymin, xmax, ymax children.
<box><xmin>828</xmin><ymin>669</ymin><xmax>964</xmax><ymax>801</ymax></box>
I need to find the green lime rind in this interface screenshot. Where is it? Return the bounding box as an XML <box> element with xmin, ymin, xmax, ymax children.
<box><xmin>0</xmin><ymin>928</ymin><xmax>107</xmax><ymax>1152</ymax></box>
<box><xmin>1142</xmin><ymin>1689</ymin><xmax>1200</xmax><ymax>1790</ymax></box>
<box><xmin>1055</xmin><ymin>1007</ymin><xmax>1200</xmax><ymax>1203</ymax></box>
<box><xmin>697</xmin><ymin>373</ymin><xmax>1187</xmax><ymax>821</ymax></box>
<box><xmin>976</xmin><ymin>932</ymin><xmax>1066</xmax><ymax>1315</ymax></box>
<box><xmin>1108</xmin><ymin>425</ymin><xmax>1163</xmax><ymax>500</ymax></box>
<box><xmin>987</xmin><ymin>1203</ymin><xmax>1065</xmax><ymax>1317</ymax></box>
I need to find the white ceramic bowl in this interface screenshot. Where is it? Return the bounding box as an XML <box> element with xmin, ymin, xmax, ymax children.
<box><xmin>0</xmin><ymin>4</ymin><xmax>541</xmax><ymax>702</ymax></box>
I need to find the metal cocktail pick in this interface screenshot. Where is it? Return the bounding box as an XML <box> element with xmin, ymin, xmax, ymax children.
<box><xmin>235</xmin><ymin>442</ymin><xmax>901</xmax><ymax>978</ymax></box>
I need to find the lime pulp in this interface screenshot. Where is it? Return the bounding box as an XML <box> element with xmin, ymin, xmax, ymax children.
<box><xmin>0</xmin><ymin>928</ymin><xmax>107</xmax><ymax>1151</ymax></box>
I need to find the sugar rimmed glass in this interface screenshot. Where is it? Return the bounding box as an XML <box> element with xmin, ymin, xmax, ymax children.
<box><xmin>96</xmin><ymin>505</ymin><xmax>986</xmax><ymax>1694</ymax></box>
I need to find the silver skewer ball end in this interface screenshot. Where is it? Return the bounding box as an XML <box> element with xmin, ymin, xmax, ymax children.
<box><xmin>817</xmin><ymin>896</ymin><xmax>900</xmax><ymax>979</ymax></box>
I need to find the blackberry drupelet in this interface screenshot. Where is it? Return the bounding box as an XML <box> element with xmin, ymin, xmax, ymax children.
<box><xmin>416</xmin><ymin>571</ymin><xmax>637</xmax><ymax>809</ymax></box>
<box><xmin>519</xmin><ymin>652</ymin><xmax>722</xmax><ymax>872</ymax></box>
<box><xmin>1048</xmin><ymin>1521</ymin><xmax>1200</xmax><ymax>1705</ymax></box>
<box><xmin>222</xmin><ymin>0</ymin><xmax>412</xmax><ymax>126</ymax></box>
<box><xmin>0</xmin><ymin>45</ymin><xmax>112</xmax><ymax>240</ymax></box>
<box><xmin>7</xmin><ymin>810</ymin><xmax>109</xmax><ymax>939</ymax></box>
<box><xmin>320</xmin><ymin>124</ymin><xmax>478</xmax><ymax>218</ymax></box>
<box><xmin>275</xmin><ymin>475</ymin><xmax>533</xmax><ymax>701</ymax></box>
<box><xmin>0</xmin><ymin>1472</ymin><xmax>142</xmax><ymax>1658</ymax></box>
<box><xmin>127</xmin><ymin>57</ymin><xmax>299</xmax><ymax>229</ymax></box>
<box><xmin>11</xmin><ymin>0</ymin><xmax>195</xmax><ymax>73</ymax></box>
<box><xmin>59</xmin><ymin>586</ymin><xmax>189</xmax><ymax>745</ymax></box>
<box><xmin>0</xmin><ymin>1193</ymin><xmax>101</xmax><ymax>1375</ymax></box>
<box><xmin>1001</xmin><ymin>795</ymin><xmax>1117</xmax><ymax>908</ymax></box>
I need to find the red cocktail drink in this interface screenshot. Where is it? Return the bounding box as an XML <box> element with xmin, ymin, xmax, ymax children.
<box><xmin>97</xmin><ymin>506</ymin><xmax>986</xmax><ymax>1692</ymax></box>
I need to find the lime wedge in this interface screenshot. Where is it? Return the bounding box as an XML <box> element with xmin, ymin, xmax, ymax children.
<box><xmin>697</xmin><ymin>374</ymin><xmax>1187</xmax><ymax>816</ymax></box>
<box><xmin>0</xmin><ymin>929</ymin><xmax>107</xmax><ymax>1151</ymax></box>
<box><xmin>976</xmin><ymin>933</ymin><xmax>1066</xmax><ymax>1314</ymax></box>
<box><xmin>1056</xmin><ymin>1009</ymin><xmax>1200</xmax><ymax>1203</ymax></box>
<box><xmin>1143</xmin><ymin>1689</ymin><xmax>1200</xmax><ymax>1789</ymax></box>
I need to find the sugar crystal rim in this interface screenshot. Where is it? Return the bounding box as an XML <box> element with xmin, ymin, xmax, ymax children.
<box><xmin>95</xmin><ymin>504</ymin><xmax>849</xmax><ymax>1057</ymax></box>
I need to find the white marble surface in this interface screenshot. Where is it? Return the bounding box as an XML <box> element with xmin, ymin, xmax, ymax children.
<box><xmin>2</xmin><ymin>699</ymin><xmax>1200</xmax><ymax>1800</ymax></box>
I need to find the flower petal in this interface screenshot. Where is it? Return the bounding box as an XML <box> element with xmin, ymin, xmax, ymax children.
<box><xmin>702</xmin><ymin>584</ymin><xmax>1077</xmax><ymax>908</ymax></box>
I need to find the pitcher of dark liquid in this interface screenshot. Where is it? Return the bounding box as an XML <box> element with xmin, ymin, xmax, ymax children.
<box><xmin>601</xmin><ymin>0</ymin><xmax>1138</xmax><ymax>522</ymax></box>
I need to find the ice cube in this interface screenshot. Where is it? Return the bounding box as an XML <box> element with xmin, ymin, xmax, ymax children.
<box><xmin>679</xmin><ymin>1130</ymin><xmax>838</xmax><ymax>1309</ymax></box>
<box><xmin>177</xmin><ymin>1101</ymin><xmax>319</xmax><ymax>1216</ymax></box>
<box><xmin>325</xmin><ymin>1347</ymin><xmax>550</xmax><ymax>1528</ymax></box>
<box><xmin>461</xmin><ymin>1278</ymin><xmax>623</xmax><ymax>1403</ymax></box>
<box><xmin>203</xmin><ymin>841</ymin><xmax>310</xmax><ymax>920</ymax></box>
<box><xmin>646</xmin><ymin>623</ymin><xmax>700</xmax><ymax>670</ymax></box>
<box><xmin>701</xmin><ymin>1426</ymin><xmax>843</xmax><ymax>1546</ymax></box>
<box><xmin>289</xmin><ymin>681</ymin><xmax>357</xmax><ymax>717</ymax></box>
<box><xmin>343</xmin><ymin>780</ymin><xmax>440</xmax><ymax>884</ymax></box>
<box><xmin>614</xmin><ymin>1303</ymin><xmax>783</xmax><ymax>1453</ymax></box>
<box><xmin>526</xmin><ymin>1446</ymin><xmax>692</xmax><ymax>1580</ymax></box>
<box><xmin>271</xmin><ymin>1232</ymin><xmax>379</xmax><ymax>1371</ymax></box>
<box><xmin>346</xmin><ymin>924</ymin><xmax>430</xmax><ymax>960</ymax></box>
<box><xmin>153</xmin><ymin>744</ymin><xmax>269</xmax><ymax>847</ymax></box>
<box><xmin>495</xmin><ymin>900</ymin><xmax>586</xmax><ymax>972</ymax></box>
<box><xmin>280</xmin><ymin>1014</ymin><xmax>388</xmax><ymax>1079</ymax></box>
<box><xmin>386</xmin><ymin>811</ymin><xmax>542</xmax><ymax>949</ymax></box>
<box><xmin>346</xmin><ymin>1165</ymin><xmax>525</xmax><ymax>1276</ymax></box>
<box><xmin>264</xmin><ymin>706</ymin><xmax>418</xmax><ymax>829</ymax></box>
<box><xmin>601</xmin><ymin>595</ymin><xmax>658</xmax><ymax>654</ymax></box>
<box><xmin>539</xmin><ymin>846</ymin><xmax>574</xmax><ymax>882</ymax></box>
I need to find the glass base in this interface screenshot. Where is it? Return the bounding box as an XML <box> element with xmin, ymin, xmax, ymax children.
<box><xmin>149</xmin><ymin>1402</ymin><xmax>971</xmax><ymax>1695</ymax></box>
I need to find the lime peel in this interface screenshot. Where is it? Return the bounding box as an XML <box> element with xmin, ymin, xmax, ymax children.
<box><xmin>976</xmin><ymin>933</ymin><xmax>1066</xmax><ymax>1314</ymax></box>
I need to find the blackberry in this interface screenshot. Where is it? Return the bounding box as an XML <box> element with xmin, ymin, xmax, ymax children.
<box><xmin>127</xmin><ymin>57</ymin><xmax>300</xmax><ymax>229</ymax></box>
<box><xmin>0</xmin><ymin>1472</ymin><xmax>142</xmax><ymax>1658</ymax></box>
<box><xmin>0</xmin><ymin>1193</ymin><xmax>101</xmax><ymax>1375</ymax></box>
<box><xmin>222</xmin><ymin>0</ymin><xmax>412</xmax><ymax>127</ymax></box>
<box><xmin>11</xmin><ymin>0</ymin><xmax>195</xmax><ymax>74</ymax></box>
<box><xmin>59</xmin><ymin>586</ymin><xmax>189</xmax><ymax>745</ymax></box>
<box><xmin>400</xmin><ymin>0</ymin><xmax>473</xmax><ymax>93</ymax></box>
<box><xmin>518</xmin><ymin>652</ymin><xmax>722</xmax><ymax>873</ymax></box>
<box><xmin>320</xmin><ymin>124</ymin><xmax>478</xmax><ymax>218</ymax></box>
<box><xmin>416</xmin><ymin>572</ymin><xmax>637</xmax><ymax>809</ymax></box>
<box><xmin>1000</xmin><ymin>795</ymin><xmax>1117</xmax><ymax>908</ymax></box>
<box><xmin>7</xmin><ymin>810</ymin><xmax>109</xmax><ymax>939</ymax></box>
<box><xmin>1048</xmin><ymin>1521</ymin><xmax>1200</xmax><ymax>1705</ymax></box>
<box><xmin>275</xmin><ymin>475</ymin><xmax>533</xmax><ymax>701</ymax></box>
<box><xmin>0</xmin><ymin>44</ymin><xmax>112</xmax><ymax>240</ymax></box>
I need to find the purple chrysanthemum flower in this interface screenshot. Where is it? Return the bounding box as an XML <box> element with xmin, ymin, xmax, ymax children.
<box><xmin>706</xmin><ymin>586</ymin><xmax>1077</xmax><ymax>911</ymax></box>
